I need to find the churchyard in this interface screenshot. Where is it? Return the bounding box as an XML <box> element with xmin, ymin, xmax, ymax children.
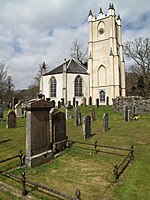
<box><xmin>0</xmin><ymin>104</ymin><xmax>150</xmax><ymax>200</ymax></box>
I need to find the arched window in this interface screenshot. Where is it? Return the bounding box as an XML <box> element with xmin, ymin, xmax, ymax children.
<box><xmin>99</xmin><ymin>90</ymin><xmax>105</xmax><ymax>102</ymax></box>
<box><xmin>74</xmin><ymin>75</ymin><xmax>82</xmax><ymax>97</ymax></box>
<box><xmin>50</xmin><ymin>77</ymin><xmax>56</xmax><ymax>97</ymax></box>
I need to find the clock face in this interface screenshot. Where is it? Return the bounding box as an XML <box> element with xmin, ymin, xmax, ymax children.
<box><xmin>98</xmin><ymin>28</ymin><xmax>104</xmax><ymax>34</ymax></box>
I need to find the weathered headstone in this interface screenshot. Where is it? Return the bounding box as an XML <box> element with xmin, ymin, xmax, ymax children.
<box><xmin>90</xmin><ymin>108</ymin><xmax>95</xmax><ymax>121</ymax></box>
<box><xmin>124</xmin><ymin>105</ymin><xmax>128</xmax><ymax>122</ymax></box>
<box><xmin>15</xmin><ymin>101</ymin><xmax>22</xmax><ymax>117</ymax></box>
<box><xmin>131</xmin><ymin>104</ymin><xmax>136</xmax><ymax>118</ymax></box>
<box><xmin>51</xmin><ymin>100</ymin><xmax>55</xmax><ymax>108</ymax></box>
<box><xmin>83</xmin><ymin>97</ymin><xmax>86</xmax><ymax>106</ymax></box>
<box><xmin>103</xmin><ymin>113</ymin><xmax>109</xmax><ymax>132</ymax></box>
<box><xmin>51</xmin><ymin>111</ymin><xmax>66</xmax><ymax>153</ymax></box>
<box><xmin>106</xmin><ymin>96</ymin><xmax>109</xmax><ymax>106</ymax></box>
<box><xmin>74</xmin><ymin>107</ymin><xmax>81</xmax><ymax>126</ymax></box>
<box><xmin>58</xmin><ymin>101</ymin><xmax>61</xmax><ymax>108</ymax></box>
<box><xmin>82</xmin><ymin>116</ymin><xmax>91</xmax><ymax>140</ymax></box>
<box><xmin>61</xmin><ymin>98</ymin><xmax>64</xmax><ymax>106</ymax></box>
<box><xmin>89</xmin><ymin>96</ymin><xmax>92</xmax><ymax>106</ymax></box>
<box><xmin>0</xmin><ymin>105</ymin><xmax>3</xmax><ymax>120</ymax></box>
<box><xmin>6</xmin><ymin>110</ymin><xmax>16</xmax><ymax>128</ymax></box>
<box><xmin>96</xmin><ymin>98</ymin><xmax>99</xmax><ymax>108</ymax></box>
<box><xmin>73</xmin><ymin>97</ymin><xmax>76</xmax><ymax>107</ymax></box>
<box><xmin>25</xmin><ymin>99</ymin><xmax>54</xmax><ymax>168</ymax></box>
<box><xmin>12</xmin><ymin>97</ymin><xmax>18</xmax><ymax>108</ymax></box>
<box><xmin>128</xmin><ymin>109</ymin><xmax>131</xmax><ymax>122</ymax></box>
<box><xmin>66</xmin><ymin>105</ymin><xmax>72</xmax><ymax>120</ymax></box>
<box><xmin>75</xmin><ymin>101</ymin><xmax>79</xmax><ymax>108</ymax></box>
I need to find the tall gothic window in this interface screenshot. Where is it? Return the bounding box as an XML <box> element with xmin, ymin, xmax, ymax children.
<box><xmin>50</xmin><ymin>77</ymin><xmax>56</xmax><ymax>97</ymax></box>
<box><xmin>74</xmin><ymin>75</ymin><xmax>83</xmax><ymax>97</ymax></box>
<box><xmin>99</xmin><ymin>90</ymin><xmax>105</xmax><ymax>102</ymax></box>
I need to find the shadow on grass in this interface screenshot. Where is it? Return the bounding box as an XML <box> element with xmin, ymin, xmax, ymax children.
<box><xmin>0</xmin><ymin>139</ymin><xmax>12</xmax><ymax>144</ymax></box>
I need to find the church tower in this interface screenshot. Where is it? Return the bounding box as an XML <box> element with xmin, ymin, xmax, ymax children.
<box><xmin>88</xmin><ymin>3</ymin><xmax>126</xmax><ymax>105</ymax></box>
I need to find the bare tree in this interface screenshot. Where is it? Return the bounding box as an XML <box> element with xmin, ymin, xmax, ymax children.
<box><xmin>70</xmin><ymin>39</ymin><xmax>88</xmax><ymax>66</ymax></box>
<box><xmin>124</xmin><ymin>37</ymin><xmax>150</xmax><ymax>97</ymax></box>
<box><xmin>0</xmin><ymin>63</ymin><xmax>14</xmax><ymax>102</ymax></box>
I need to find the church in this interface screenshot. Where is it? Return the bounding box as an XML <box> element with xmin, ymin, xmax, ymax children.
<box><xmin>40</xmin><ymin>3</ymin><xmax>126</xmax><ymax>105</ymax></box>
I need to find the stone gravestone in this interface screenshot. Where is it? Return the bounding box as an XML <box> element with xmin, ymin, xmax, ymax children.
<box><xmin>58</xmin><ymin>101</ymin><xmax>61</xmax><ymax>108</ymax></box>
<box><xmin>131</xmin><ymin>104</ymin><xmax>136</xmax><ymax>118</ymax></box>
<box><xmin>96</xmin><ymin>98</ymin><xmax>99</xmax><ymax>108</ymax></box>
<box><xmin>89</xmin><ymin>96</ymin><xmax>92</xmax><ymax>106</ymax></box>
<box><xmin>25</xmin><ymin>99</ymin><xmax>54</xmax><ymax>168</ymax></box>
<box><xmin>106</xmin><ymin>96</ymin><xmax>109</xmax><ymax>106</ymax></box>
<box><xmin>0</xmin><ymin>105</ymin><xmax>3</xmax><ymax>121</ymax></box>
<box><xmin>66</xmin><ymin>104</ymin><xmax>72</xmax><ymax>120</ymax></box>
<box><xmin>51</xmin><ymin>111</ymin><xmax>66</xmax><ymax>153</ymax></box>
<box><xmin>83</xmin><ymin>97</ymin><xmax>86</xmax><ymax>106</ymax></box>
<box><xmin>73</xmin><ymin>97</ymin><xmax>76</xmax><ymax>107</ymax></box>
<box><xmin>74</xmin><ymin>107</ymin><xmax>81</xmax><ymax>126</ymax></box>
<box><xmin>75</xmin><ymin>101</ymin><xmax>79</xmax><ymax>107</ymax></box>
<box><xmin>12</xmin><ymin>97</ymin><xmax>18</xmax><ymax>108</ymax></box>
<box><xmin>61</xmin><ymin>98</ymin><xmax>64</xmax><ymax>107</ymax></box>
<box><xmin>90</xmin><ymin>108</ymin><xmax>95</xmax><ymax>121</ymax></box>
<box><xmin>6</xmin><ymin>110</ymin><xmax>16</xmax><ymax>128</ymax></box>
<box><xmin>124</xmin><ymin>105</ymin><xmax>128</xmax><ymax>122</ymax></box>
<box><xmin>103</xmin><ymin>113</ymin><xmax>109</xmax><ymax>132</ymax></box>
<box><xmin>82</xmin><ymin>116</ymin><xmax>91</xmax><ymax>140</ymax></box>
<box><xmin>15</xmin><ymin>101</ymin><xmax>22</xmax><ymax>117</ymax></box>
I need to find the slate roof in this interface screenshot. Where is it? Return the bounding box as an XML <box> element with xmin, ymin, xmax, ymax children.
<box><xmin>44</xmin><ymin>59</ymin><xmax>89</xmax><ymax>76</ymax></box>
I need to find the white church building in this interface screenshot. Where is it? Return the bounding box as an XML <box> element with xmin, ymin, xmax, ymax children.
<box><xmin>40</xmin><ymin>3</ymin><xmax>126</xmax><ymax>105</ymax></box>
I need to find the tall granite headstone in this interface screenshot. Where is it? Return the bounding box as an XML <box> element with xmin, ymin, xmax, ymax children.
<box><xmin>66</xmin><ymin>105</ymin><xmax>72</xmax><ymax>120</ymax></box>
<box><xmin>96</xmin><ymin>98</ymin><xmax>99</xmax><ymax>108</ymax></box>
<box><xmin>25</xmin><ymin>99</ymin><xmax>54</xmax><ymax>168</ymax></box>
<box><xmin>124</xmin><ymin>105</ymin><xmax>128</xmax><ymax>122</ymax></box>
<box><xmin>103</xmin><ymin>113</ymin><xmax>109</xmax><ymax>132</ymax></box>
<box><xmin>82</xmin><ymin>116</ymin><xmax>91</xmax><ymax>140</ymax></box>
<box><xmin>74</xmin><ymin>107</ymin><xmax>81</xmax><ymax>126</ymax></box>
<box><xmin>89</xmin><ymin>96</ymin><xmax>92</xmax><ymax>106</ymax></box>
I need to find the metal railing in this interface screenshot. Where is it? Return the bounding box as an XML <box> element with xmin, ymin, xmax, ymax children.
<box><xmin>0</xmin><ymin>150</ymin><xmax>24</xmax><ymax>166</ymax></box>
<box><xmin>113</xmin><ymin>145</ymin><xmax>134</xmax><ymax>182</ymax></box>
<box><xmin>0</xmin><ymin>170</ymin><xmax>81</xmax><ymax>200</ymax></box>
<box><xmin>68</xmin><ymin>139</ymin><xmax>134</xmax><ymax>182</ymax></box>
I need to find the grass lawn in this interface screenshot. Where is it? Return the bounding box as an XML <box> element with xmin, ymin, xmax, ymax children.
<box><xmin>0</xmin><ymin>106</ymin><xmax>150</xmax><ymax>200</ymax></box>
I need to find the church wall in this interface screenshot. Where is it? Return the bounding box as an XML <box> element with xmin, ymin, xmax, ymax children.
<box><xmin>41</xmin><ymin>73</ymin><xmax>89</xmax><ymax>106</ymax></box>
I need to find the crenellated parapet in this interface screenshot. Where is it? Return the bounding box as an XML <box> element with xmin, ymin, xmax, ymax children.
<box><xmin>88</xmin><ymin>3</ymin><xmax>121</xmax><ymax>26</ymax></box>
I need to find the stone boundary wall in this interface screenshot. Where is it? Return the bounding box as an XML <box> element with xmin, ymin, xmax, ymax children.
<box><xmin>112</xmin><ymin>97</ymin><xmax>150</xmax><ymax>113</ymax></box>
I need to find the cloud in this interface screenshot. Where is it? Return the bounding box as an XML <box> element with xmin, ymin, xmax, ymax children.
<box><xmin>0</xmin><ymin>0</ymin><xmax>149</xmax><ymax>89</ymax></box>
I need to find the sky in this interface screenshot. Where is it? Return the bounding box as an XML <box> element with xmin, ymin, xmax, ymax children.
<box><xmin>0</xmin><ymin>0</ymin><xmax>150</xmax><ymax>90</ymax></box>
